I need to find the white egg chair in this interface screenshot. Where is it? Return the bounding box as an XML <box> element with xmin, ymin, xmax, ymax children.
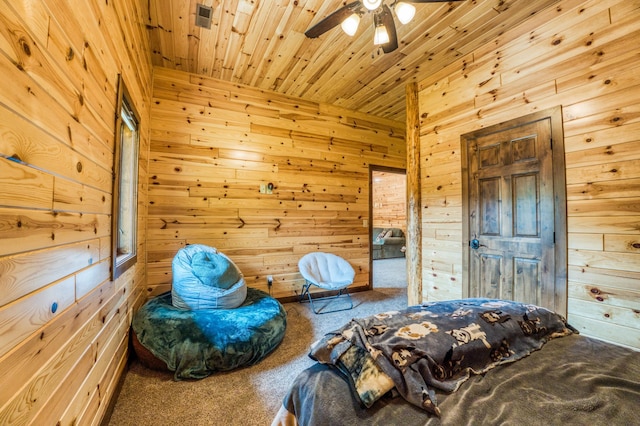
<box><xmin>298</xmin><ymin>252</ymin><xmax>355</xmax><ymax>314</ymax></box>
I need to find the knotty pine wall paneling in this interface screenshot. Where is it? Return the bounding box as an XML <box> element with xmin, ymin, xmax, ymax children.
<box><xmin>148</xmin><ymin>67</ymin><xmax>406</xmax><ymax>299</ymax></box>
<box><xmin>415</xmin><ymin>0</ymin><xmax>640</xmax><ymax>349</ymax></box>
<box><xmin>372</xmin><ymin>171</ymin><xmax>407</xmax><ymax>230</ymax></box>
<box><xmin>0</xmin><ymin>0</ymin><xmax>151</xmax><ymax>424</ymax></box>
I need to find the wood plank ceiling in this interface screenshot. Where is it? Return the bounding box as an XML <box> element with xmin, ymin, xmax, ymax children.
<box><xmin>146</xmin><ymin>0</ymin><xmax>561</xmax><ymax>122</ymax></box>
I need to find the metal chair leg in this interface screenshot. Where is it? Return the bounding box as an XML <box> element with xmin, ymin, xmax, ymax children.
<box><xmin>299</xmin><ymin>280</ymin><xmax>353</xmax><ymax>314</ymax></box>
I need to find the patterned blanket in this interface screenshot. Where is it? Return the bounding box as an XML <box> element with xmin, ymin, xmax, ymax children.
<box><xmin>309</xmin><ymin>298</ymin><xmax>575</xmax><ymax>416</ymax></box>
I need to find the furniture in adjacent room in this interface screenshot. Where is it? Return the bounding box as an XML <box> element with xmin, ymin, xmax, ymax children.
<box><xmin>372</xmin><ymin>227</ymin><xmax>406</xmax><ymax>259</ymax></box>
<box><xmin>298</xmin><ymin>252</ymin><xmax>355</xmax><ymax>314</ymax></box>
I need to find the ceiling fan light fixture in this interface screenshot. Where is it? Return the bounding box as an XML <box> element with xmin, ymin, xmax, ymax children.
<box><xmin>341</xmin><ymin>13</ymin><xmax>360</xmax><ymax>36</ymax></box>
<box><xmin>362</xmin><ymin>0</ymin><xmax>383</xmax><ymax>11</ymax></box>
<box><xmin>395</xmin><ymin>2</ymin><xmax>416</xmax><ymax>24</ymax></box>
<box><xmin>373</xmin><ymin>24</ymin><xmax>390</xmax><ymax>45</ymax></box>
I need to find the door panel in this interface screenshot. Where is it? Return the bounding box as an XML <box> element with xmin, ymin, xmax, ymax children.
<box><xmin>479</xmin><ymin>253</ymin><xmax>504</xmax><ymax>300</ymax></box>
<box><xmin>480</xmin><ymin>177</ymin><xmax>501</xmax><ymax>235</ymax></box>
<box><xmin>513</xmin><ymin>173</ymin><xmax>539</xmax><ymax>237</ymax></box>
<box><xmin>514</xmin><ymin>257</ymin><xmax>541</xmax><ymax>303</ymax></box>
<box><xmin>462</xmin><ymin>110</ymin><xmax>566</xmax><ymax>314</ymax></box>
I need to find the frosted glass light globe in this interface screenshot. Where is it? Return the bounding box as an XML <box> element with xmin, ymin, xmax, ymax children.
<box><xmin>341</xmin><ymin>13</ymin><xmax>360</xmax><ymax>36</ymax></box>
<box><xmin>362</xmin><ymin>0</ymin><xmax>383</xmax><ymax>11</ymax></box>
<box><xmin>395</xmin><ymin>2</ymin><xmax>416</xmax><ymax>24</ymax></box>
<box><xmin>373</xmin><ymin>25</ymin><xmax>390</xmax><ymax>45</ymax></box>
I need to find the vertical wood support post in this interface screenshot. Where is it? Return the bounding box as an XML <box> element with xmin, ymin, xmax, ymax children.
<box><xmin>406</xmin><ymin>82</ymin><xmax>422</xmax><ymax>306</ymax></box>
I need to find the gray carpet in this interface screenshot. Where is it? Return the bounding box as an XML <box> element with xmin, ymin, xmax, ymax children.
<box><xmin>106</xmin><ymin>258</ymin><xmax>407</xmax><ymax>426</ymax></box>
<box><xmin>372</xmin><ymin>257</ymin><xmax>407</xmax><ymax>289</ymax></box>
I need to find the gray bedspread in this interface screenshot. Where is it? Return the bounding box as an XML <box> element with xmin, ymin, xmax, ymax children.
<box><xmin>280</xmin><ymin>334</ymin><xmax>640</xmax><ymax>425</ymax></box>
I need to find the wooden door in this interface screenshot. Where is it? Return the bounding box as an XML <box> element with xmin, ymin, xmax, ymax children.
<box><xmin>461</xmin><ymin>108</ymin><xmax>567</xmax><ymax>316</ymax></box>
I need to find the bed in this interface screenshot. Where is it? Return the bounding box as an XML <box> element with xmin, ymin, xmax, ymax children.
<box><xmin>272</xmin><ymin>298</ymin><xmax>640</xmax><ymax>425</ymax></box>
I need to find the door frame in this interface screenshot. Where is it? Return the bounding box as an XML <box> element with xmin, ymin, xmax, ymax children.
<box><xmin>369</xmin><ymin>165</ymin><xmax>407</xmax><ymax>288</ymax></box>
<box><xmin>460</xmin><ymin>107</ymin><xmax>568</xmax><ymax>316</ymax></box>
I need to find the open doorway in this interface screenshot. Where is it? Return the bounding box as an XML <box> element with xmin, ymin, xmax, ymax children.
<box><xmin>370</xmin><ymin>166</ymin><xmax>407</xmax><ymax>289</ymax></box>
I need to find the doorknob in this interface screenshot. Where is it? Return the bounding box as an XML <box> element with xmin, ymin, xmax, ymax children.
<box><xmin>470</xmin><ymin>238</ymin><xmax>480</xmax><ymax>250</ymax></box>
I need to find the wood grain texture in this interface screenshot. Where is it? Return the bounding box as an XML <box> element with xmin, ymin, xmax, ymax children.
<box><xmin>149</xmin><ymin>67</ymin><xmax>406</xmax><ymax>299</ymax></box>
<box><xmin>146</xmin><ymin>0</ymin><xmax>561</xmax><ymax>122</ymax></box>
<box><xmin>1</xmin><ymin>1</ymin><xmax>639</xmax><ymax>423</ymax></box>
<box><xmin>406</xmin><ymin>82</ymin><xmax>422</xmax><ymax>307</ymax></box>
<box><xmin>0</xmin><ymin>0</ymin><xmax>151</xmax><ymax>424</ymax></box>
<box><xmin>372</xmin><ymin>171</ymin><xmax>406</xmax><ymax>230</ymax></box>
<box><xmin>416</xmin><ymin>0</ymin><xmax>640</xmax><ymax>348</ymax></box>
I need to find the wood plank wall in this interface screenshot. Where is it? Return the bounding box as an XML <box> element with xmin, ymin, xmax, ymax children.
<box><xmin>372</xmin><ymin>171</ymin><xmax>407</xmax><ymax>230</ymax></box>
<box><xmin>148</xmin><ymin>68</ymin><xmax>406</xmax><ymax>299</ymax></box>
<box><xmin>416</xmin><ymin>0</ymin><xmax>640</xmax><ymax>349</ymax></box>
<box><xmin>0</xmin><ymin>0</ymin><xmax>151</xmax><ymax>424</ymax></box>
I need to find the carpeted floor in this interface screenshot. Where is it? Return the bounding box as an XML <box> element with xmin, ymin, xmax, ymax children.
<box><xmin>105</xmin><ymin>258</ymin><xmax>407</xmax><ymax>426</ymax></box>
<box><xmin>372</xmin><ymin>256</ymin><xmax>407</xmax><ymax>289</ymax></box>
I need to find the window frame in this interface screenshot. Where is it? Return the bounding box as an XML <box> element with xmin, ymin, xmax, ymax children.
<box><xmin>111</xmin><ymin>75</ymin><xmax>140</xmax><ymax>280</ymax></box>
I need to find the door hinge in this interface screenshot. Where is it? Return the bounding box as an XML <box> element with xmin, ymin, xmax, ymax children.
<box><xmin>550</xmin><ymin>138</ymin><xmax>553</xmax><ymax>149</ymax></box>
<box><xmin>553</xmin><ymin>232</ymin><xmax>556</xmax><ymax>244</ymax></box>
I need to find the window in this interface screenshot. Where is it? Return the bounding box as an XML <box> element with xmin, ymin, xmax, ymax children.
<box><xmin>112</xmin><ymin>76</ymin><xmax>140</xmax><ymax>279</ymax></box>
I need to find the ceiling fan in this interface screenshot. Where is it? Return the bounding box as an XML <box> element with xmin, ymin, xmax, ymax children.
<box><xmin>304</xmin><ymin>0</ymin><xmax>456</xmax><ymax>54</ymax></box>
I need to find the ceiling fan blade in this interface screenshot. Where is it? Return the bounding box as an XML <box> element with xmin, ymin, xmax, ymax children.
<box><xmin>380</xmin><ymin>5</ymin><xmax>398</xmax><ymax>53</ymax></box>
<box><xmin>305</xmin><ymin>1</ymin><xmax>362</xmax><ymax>38</ymax></box>
<box><xmin>402</xmin><ymin>0</ymin><xmax>458</xmax><ymax>3</ymax></box>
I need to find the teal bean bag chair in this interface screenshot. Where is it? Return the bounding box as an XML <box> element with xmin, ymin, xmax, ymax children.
<box><xmin>132</xmin><ymin>287</ymin><xmax>287</xmax><ymax>379</ymax></box>
<box><xmin>171</xmin><ymin>244</ymin><xmax>247</xmax><ymax>310</ymax></box>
